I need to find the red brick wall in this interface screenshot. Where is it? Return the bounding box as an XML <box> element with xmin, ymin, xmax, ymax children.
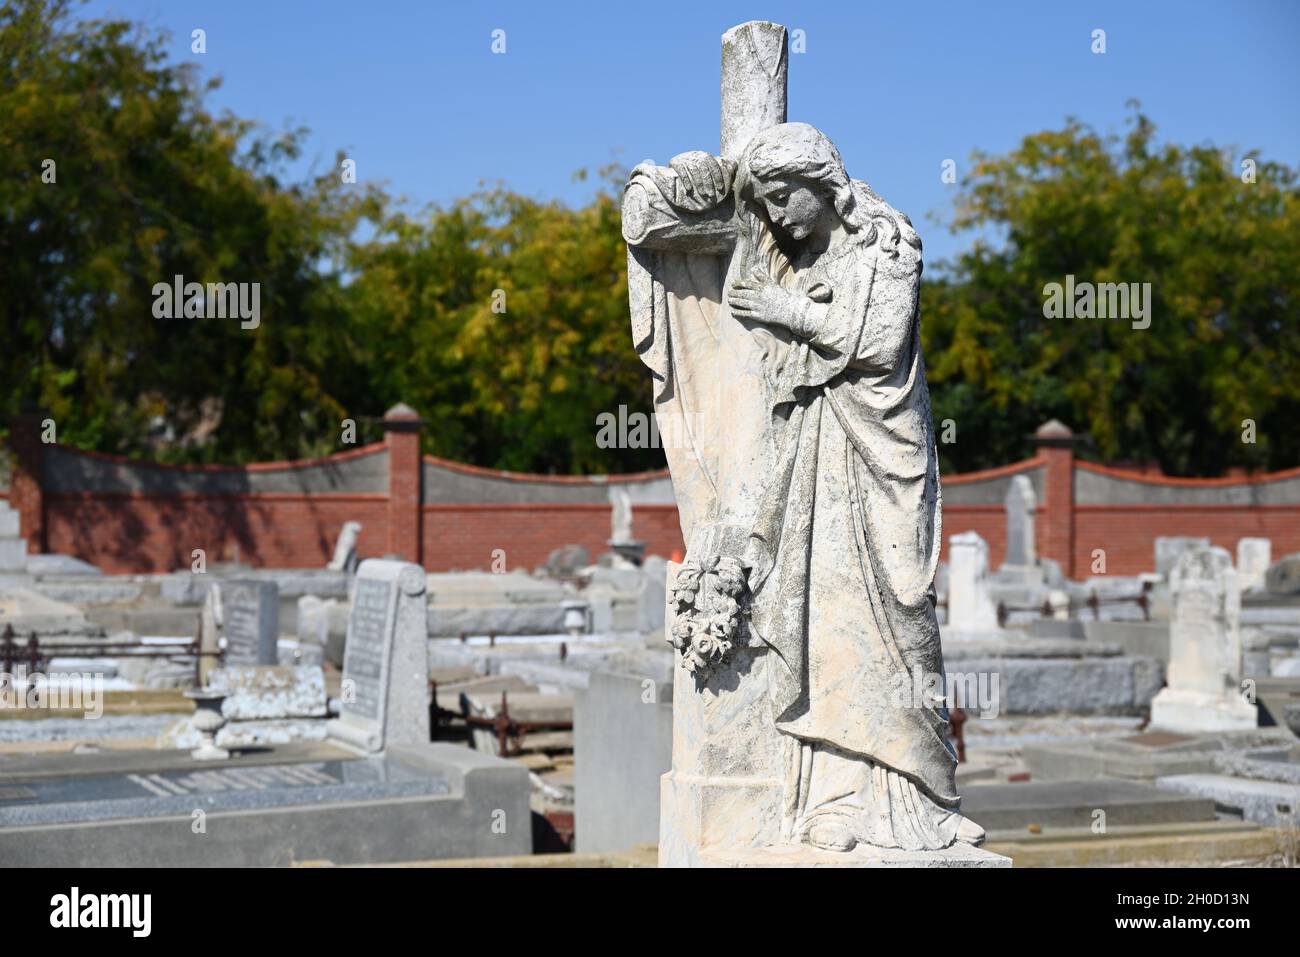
<box><xmin>421</xmin><ymin>503</ymin><xmax>684</xmax><ymax>573</ymax></box>
<box><xmin>7</xmin><ymin>410</ymin><xmax>1299</xmax><ymax>577</ymax></box>
<box><xmin>1074</xmin><ymin>505</ymin><xmax>1300</xmax><ymax>577</ymax></box>
<box><xmin>43</xmin><ymin>493</ymin><xmax>391</xmax><ymax>574</ymax></box>
<box><xmin>939</xmin><ymin>506</ymin><xmax>1009</xmax><ymax>566</ymax></box>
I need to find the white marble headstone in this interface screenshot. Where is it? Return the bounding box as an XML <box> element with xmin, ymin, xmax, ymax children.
<box><xmin>1236</xmin><ymin>537</ymin><xmax>1270</xmax><ymax>593</ymax></box>
<box><xmin>1150</xmin><ymin>545</ymin><xmax>1256</xmax><ymax>732</ymax></box>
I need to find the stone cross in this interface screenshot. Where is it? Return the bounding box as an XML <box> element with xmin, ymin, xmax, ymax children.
<box><xmin>622</xmin><ymin>21</ymin><xmax>789</xmax><ymax>548</ymax></box>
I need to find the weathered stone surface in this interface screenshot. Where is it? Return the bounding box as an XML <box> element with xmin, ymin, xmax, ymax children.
<box><xmin>1150</xmin><ymin>546</ymin><xmax>1256</xmax><ymax>732</ymax></box>
<box><xmin>208</xmin><ymin>665</ymin><xmax>328</xmax><ymax>720</ymax></box>
<box><xmin>1214</xmin><ymin>744</ymin><xmax>1300</xmax><ymax>785</ymax></box>
<box><xmin>944</xmin><ymin>655</ymin><xmax>1162</xmax><ymax>715</ymax></box>
<box><xmin>1023</xmin><ymin>728</ymin><xmax>1295</xmax><ymax>782</ymax></box>
<box><xmin>947</xmin><ymin>531</ymin><xmax>1001</xmax><ymax>633</ymax></box>
<box><xmin>1236</xmin><ymin>537</ymin><xmax>1270</xmax><ymax>592</ymax></box>
<box><xmin>1155</xmin><ymin>773</ymin><xmax>1300</xmax><ymax>827</ymax></box>
<box><xmin>543</xmin><ymin>544</ymin><xmax>589</xmax><ymax>577</ymax></box>
<box><xmin>0</xmin><ymin>502</ymin><xmax>26</xmax><ymax>573</ymax></box>
<box><xmin>1265</xmin><ymin>552</ymin><xmax>1300</xmax><ymax>596</ymax></box>
<box><xmin>297</xmin><ymin>594</ymin><xmax>348</xmax><ymax>667</ymax></box>
<box><xmin>0</xmin><ymin>502</ymin><xmax>20</xmax><ymax>539</ymax></box>
<box><xmin>574</xmin><ymin>670</ymin><xmax>673</xmax><ymax>854</ymax></box>
<box><xmin>25</xmin><ymin>554</ymin><xmax>102</xmax><ymax>577</ymax></box>
<box><xmin>329</xmin><ymin>558</ymin><xmax>429</xmax><ymax>753</ymax></box>
<box><xmin>0</xmin><ymin>743</ymin><xmax>531</xmax><ymax>865</ymax></box>
<box><xmin>696</xmin><ymin>841</ymin><xmax>1010</xmax><ymax>868</ymax></box>
<box><xmin>326</xmin><ymin>520</ymin><xmax>362</xmax><ymax>573</ymax></box>
<box><xmin>32</xmin><ymin>581</ymin><xmax>139</xmax><ymax>605</ymax></box>
<box><xmin>1001</xmin><ymin>474</ymin><xmax>1037</xmax><ymax>569</ymax></box>
<box><xmin>220</xmin><ymin>579</ymin><xmax>279</xmax><ymax>666</ymax></box>
<box><xmin>962</xmin><ymin>779</ymin><xmax>1216</xmax><ymax>832</ymax></box>
<box><xmin>633</xmin><ymin>22</ymin><xmax>987</xmax><ymax>864</ymax></box>
<box><xmin>0</xmin><ymin>586</ymin><xmax>96</xmax><ymax>636</ymax></box>
<box><xmin>1155</xmin><ymin>536</ymin><xmax>1210</xmax><ymax>578</ymax></box>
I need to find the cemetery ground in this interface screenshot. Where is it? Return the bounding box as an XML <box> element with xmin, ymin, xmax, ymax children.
<box><xmin>1</xmin><ymin>484</ymin><xmax>1299</xmax><ymax>870</ymax></box>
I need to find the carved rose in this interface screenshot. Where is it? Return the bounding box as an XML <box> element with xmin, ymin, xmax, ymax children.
<box><xmin>668</xmin><ymin>555</ymin><xmax>747</xmax><ymax>678</ymax></box>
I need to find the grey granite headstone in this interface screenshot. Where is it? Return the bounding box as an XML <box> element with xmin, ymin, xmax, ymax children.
<box><xmin>330</xmin><ymin>559</ymin><xmax>429</xmax><ymax>752</ymax></box>
<box><xmin>221</xmin><ymin>579</ymin><xmax>279</xmax><ymax>665</ymax></box>
<box><xmin>1264</xmin><ymin>552</ymin><xmax>1300</xmax><ymax>596</ymax></box>
<box><xmin>1002</xmin><ymin>474</ymin><xmax>1037</xmax><ymax>568</ymax></box>
<box><xmin>0</xmin><ymin>501</ymin><xmax>27</xmax><ymax>573</ymax></box>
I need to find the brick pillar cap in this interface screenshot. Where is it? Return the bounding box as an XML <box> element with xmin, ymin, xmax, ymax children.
<box><xmin>1034</xmin><ymin>419</ymin><xmax>1072</xmax><ymax>438</ymax></box>
<box><xmin>1030</xmin><ymin>419</ymin><xmax>1083</xmax><ymax>449</ymax></box>
<box><xmin>383</xmin><ymin>403</ymin><xmax>423</xmax><ymax>433</ymax></box>
<box><xmin>384</xmin><ymin>402</ymin><xmax>421</xmax><ymax>421</ymax></box>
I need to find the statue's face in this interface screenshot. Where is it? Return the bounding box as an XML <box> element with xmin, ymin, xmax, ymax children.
<box><xmin>752</xmin><ymin>177</ymin><xmax>829</xmax><ymax>242</ymax></box>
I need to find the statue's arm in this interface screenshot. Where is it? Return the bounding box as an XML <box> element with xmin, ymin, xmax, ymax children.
<box><xmin>622</xmin><ymin>152</ymin><xmax>737</xmax><ymax>255</ymax></box>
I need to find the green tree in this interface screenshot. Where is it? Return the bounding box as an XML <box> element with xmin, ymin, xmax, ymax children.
<box><xmin>923</xmin><ymin>109</ymin><xmax>1300</xmax><ymax>476</ymax></box>
<box><xmin>346</xmin><ymin>172</ymin><xmax>661</xmax><ymax>474</ymax></box>
<box><xmin>0</xmin><ymin>0</ymin><xmax>384</xmax><ymax>463</ymax></box>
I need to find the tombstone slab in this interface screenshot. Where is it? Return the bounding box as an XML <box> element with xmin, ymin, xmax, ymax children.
<box><xmin>1150</xmin><ymin>546</ymin><xmax>1257</xmax><ymax>732</ymax></box>
<box><xmin>220</xmin><ymin>579</ymin><xmax>279</xmax><ymax>666</ymax></box>
<box><xmin>1001</xmin><ymin>474</ymin><xmax>1038</xmax><ymax>570</ymax></box>
<box><xmin>330</xmin><ymin>558</ymin><xmax>429</xmax><ymax>752</ymax></box>
<box><xmin>1155</xmin><ymin>536</ymin><xmax>1211</xmax><ymax>578</ymax></box>
<box><xmin>947</xmin><ymin>531</ymin><xmax>1001</xmax><ymax>634</ymax></box>
<box><xmin>1236</xmin><ymin>537</ymin><xmax>1270</xmax><ymax>592</ymax></box>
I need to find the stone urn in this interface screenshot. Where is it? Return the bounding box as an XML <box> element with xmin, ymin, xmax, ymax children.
<box><xmin>184</xmin><ymin>687</ymin><xmax>230</xmax><ymax>761</ymax></box>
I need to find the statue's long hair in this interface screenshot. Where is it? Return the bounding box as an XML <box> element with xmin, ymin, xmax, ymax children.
<box><xmin>735</xmin><ymin>123</ymin><xmax>914</xmax><ymax>274</ymax></box>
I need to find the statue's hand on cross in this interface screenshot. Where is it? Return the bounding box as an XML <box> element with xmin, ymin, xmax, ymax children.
<box><xmin>623</xmin><ymin>154</ymin><xmax>738</xmax><ymax>254</ymax></box>
<box><xmin>666</xmin><ymin>152</ymin><xmax>736</xmax><ymax>212</ymax></box>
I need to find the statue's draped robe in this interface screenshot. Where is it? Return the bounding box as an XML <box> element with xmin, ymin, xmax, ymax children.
<box><xmin>628</xmin><ymin>175</ymin><xmax>961</xmax><ymax>850</ymax></box>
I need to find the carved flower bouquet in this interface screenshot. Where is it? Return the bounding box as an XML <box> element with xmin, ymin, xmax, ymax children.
<box><xmin>669</xmin><ymin>555</ymin><xmax>747</xmax><ymax>677</ymax></box>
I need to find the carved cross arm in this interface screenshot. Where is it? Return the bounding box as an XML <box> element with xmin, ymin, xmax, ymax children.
<box><xmin>622</xmin><ymin>152</ymin><xmax>738</xmax><ymax>255</ymax></box>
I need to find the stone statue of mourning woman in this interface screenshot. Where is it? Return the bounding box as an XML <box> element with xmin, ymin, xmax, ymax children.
<box><xmin>625</xmin><ymin>22</ymin><xmax>1005</xmax><ymax>866</ymax></box>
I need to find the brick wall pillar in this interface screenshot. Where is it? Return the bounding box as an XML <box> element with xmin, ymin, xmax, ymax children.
<box><xmin>1032</xmin><ymin>419</ymin><xmax>1079</xmax><ymax>578</ymax></box>
<box><xmin>7</xmin><ymin>412</ymin><xmax>47</xmax><ymax>554</ymax></box>
<box><xmin>383</xmin><ymin>403</ymin><xmax>423</xmax><ymax>565</ymax></box>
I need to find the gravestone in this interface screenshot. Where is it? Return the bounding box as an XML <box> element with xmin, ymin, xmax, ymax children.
<box><xmin>0</xmin><ymin>501</ymin><xmax>26</xmax><ymax>572</ymax></box>
<box><xmin>1002</xmin><ymin>475</ymin><xmax>1037</xmax><ymax>569</ymax></box>
<box><xmin>1150</xmin><ymin>546</ymin><xmax>1257</xmax><ymax>732</ymax></box>
<box><xmin>197</xmin><ymin>583</ymin><xmax>222</xmax><ymax>684</ymax></box>
<box><xmin>1155</xmin><ymin>536</ymin><xmax>1210</xmax><ymax>578</ymax></box>
<box><xmin>221</xmin><ymin>580</ymin><xmax>278</xmax><ymax>665</ymax></box>
<box><xmin>1236</xmin><ymin>538</ymin><xmax>1270</xmax><ymax>592</ymax></box>
<box><xmin>0</xmin><ymin>743</ymin><xmax>531</xmax><ymax>865</ymax></box>
<box><xmin>947</xmin><ymin>531</ymin><xmax>1000</xmax><ymax>634</ymax></box>
<box><xmin>329</xmin><ymin>558</ymin><xmax>429</xmax><ymax>752</ymax></box>
<box><xmin>327</xmin><ymin>521</ymin><xmax>362</xmax><ymax>574</ymax></box>
<box><xmin>1264</xmin><ymin>552</ymin><xmax>1300</xmax><ymax>596</ymax></box>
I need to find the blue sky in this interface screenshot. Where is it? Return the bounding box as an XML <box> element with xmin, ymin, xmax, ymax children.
<box><xmin>81</xmin><ymin>0</ymin><xmax>1299</xmax><ymax>265</ymax></box>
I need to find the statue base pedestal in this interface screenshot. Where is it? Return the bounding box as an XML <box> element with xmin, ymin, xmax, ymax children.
<box><xmin>1150</xmin><ymin>689</ymin><xmax>1257</xmax><ymax>734</ymax></box>
<box><xmin>693</xmin><ymin>842</ymin><xmax>1012</xmax><ymax>868</ymax></box>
